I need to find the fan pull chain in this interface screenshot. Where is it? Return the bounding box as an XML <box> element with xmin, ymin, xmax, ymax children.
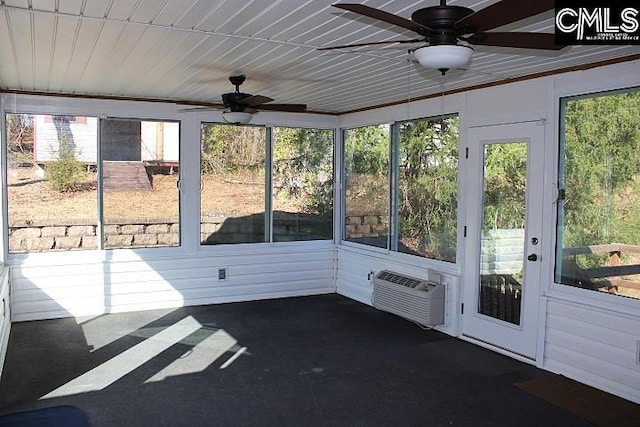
<box><xmin>407</xmin><ymin>49</ymin><xmax>413</xmax><ymax>119</ymax></box>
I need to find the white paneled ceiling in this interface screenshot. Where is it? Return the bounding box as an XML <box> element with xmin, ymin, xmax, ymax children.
<box><xmin>0</xmin><ymin>0</ymin><xmax>638</xmax><ymax>113</ymax></box>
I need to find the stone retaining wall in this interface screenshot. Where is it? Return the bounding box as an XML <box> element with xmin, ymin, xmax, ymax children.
<box><xmin>8</xmin><ymin>214</ymin><xmax>337</xmax><ymax>252</ymax></box>
<box><xmin>344</xmin><ymin>213</ymin><xmax>387</xmax><ymax>239</ymax></box>
<box><xmin>9</xmin><ymin>218</ymin><xmax>180</xmax><ymax>252</ymax></box>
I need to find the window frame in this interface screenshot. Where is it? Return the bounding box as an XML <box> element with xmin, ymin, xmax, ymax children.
<box><xmin>392</xmin><ymin>114</ymin><xmax>459</xmax><ymax>262</ymax></box>
<box><xmin>340</xmin><ymin>123</ymin><xmax>392</xmax><ymax>252</ymax></box>
<box><xmin>1</xmin><ymin>98</ymin><xmax>189</xmax><ymax>260</ymax></box>
<box><xmin>554</xmin><ymin>86</ymin><xmax>640</xmax><ymax>304</ymax></box>
<box><xmin>99</xmin><ymin>116</ymin><xmax>182</xmax><ymax>250</ymax></box>
<box><xmin>198</xmin><ymin>122</ymin><xmax>337</xmax><ymax>248</ymax></box>
<box><xmin>271</xmin><ymin>125</ymin><xmax>335</xmax><ymax>243</ymax></box>
<box><xmin>340</xmin><ymin>113</ymin><xmax>460</xmax><ymax>264</ymax></box>
<box><xmin>4</xmin><ymin>111</ymin><xmax>101</xmax><ymax>254</ymax></box>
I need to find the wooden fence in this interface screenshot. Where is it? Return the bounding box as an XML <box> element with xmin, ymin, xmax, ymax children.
<box><xmin>562</xmin><ymin>243</ymin><xmax>640</xmax><ymax>292</ymax></box>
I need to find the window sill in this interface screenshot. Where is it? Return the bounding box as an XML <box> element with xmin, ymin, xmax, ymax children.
<box><xmin>544</xmin><ymin>283</ymin><xmax>640</xmax><ymax>318</ymax></box>
<box><xmin>338</xmin><ymin>240</ymin><xmax>461</xmax><ymax>276</ymax></box>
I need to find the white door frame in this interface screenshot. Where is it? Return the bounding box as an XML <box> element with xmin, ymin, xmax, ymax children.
<box><xmin>462</xmin><ymin>120</ymin><xmax>546</xmax><ymax>360</ymax></box>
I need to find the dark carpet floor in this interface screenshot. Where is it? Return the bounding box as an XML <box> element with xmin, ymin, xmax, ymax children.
<box><xmin>0</xmin><ymin>294</ymin><xmax>594</xmax><ymax>426</ymax></box>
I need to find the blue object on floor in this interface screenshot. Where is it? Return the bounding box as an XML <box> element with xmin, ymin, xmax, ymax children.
<box><xmin>0</xmin><ymin>405</ymin><xmax>89</xmax><ymax>426</ymax></box>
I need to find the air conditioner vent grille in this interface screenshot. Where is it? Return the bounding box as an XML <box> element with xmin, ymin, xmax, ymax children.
<box><xmin>376</xmin><ymin>271</ymin><xmax>423</xmax><ymax>288</ymax></box>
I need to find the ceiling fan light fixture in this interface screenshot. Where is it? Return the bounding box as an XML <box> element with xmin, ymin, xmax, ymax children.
<box><xmin>414</xmin><ymin>44</ymin><xmax>473</xmax><ymax>75</ymax></box>
<box><xmin>222</xmin><ymin>111</ymin><xmax>253</xmax><ymax>125</ymax></box>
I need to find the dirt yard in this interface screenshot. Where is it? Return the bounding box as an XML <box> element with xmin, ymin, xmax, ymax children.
<box><xmin>7</xmin><ymin>165</ymin><xmax>309</xmax><ymax>223</ymax></box>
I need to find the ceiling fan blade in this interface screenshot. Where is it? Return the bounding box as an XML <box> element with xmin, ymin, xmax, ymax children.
<box><xmin>455</xmin><ymin>0</ymin><xmax>555</xmax><ymax>32</ymax></box>
<box><xmin>255</xmin><ymin>104</ymin><xmax>307</xmax><ymax>112</ymax></box>
<box><xmin>333</xmin><ymin>3</ymin><xmax>431</xmax><ymax>34</ymax></box>
<box><xmin>177</xmin><ymin>105</ymin><xmax>223</xmax><ymax>113</ymax></box>
<box><xmin>239</xmin><ymin>94</ymin><xmax>274</xmax><ymax>107</ymax></box>
<box><xmin>318</xmin><ymin>38</ymin><xmax>424</xmax><ymax>50</ymax></box>
<box><xmin>468</xmin><ymin>32</ymin><xmax>565</xmax><ymax>50</ymax></box>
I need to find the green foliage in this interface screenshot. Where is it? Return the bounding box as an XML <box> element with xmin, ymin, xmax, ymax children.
<box><xmin>273</xmin><ymin>127</ymin><xmax>334</xmax><ymax>215</ymax></box>
<box><xmin>46</xmin><ymin>153</ymin><xmax>86</xmax><ymax>192</ymax></box>
<box><xmin>561</xmin><ymin>90</ymin><xmax>640</xmax><ymax>254</ymax></box>
<box><xmin>344</xmin><ymin>125</ymin><xmax>390</xmax><ymax>175</ymax></box>
<box><xmin>482</xmin><ymin>143</ymin><xmax>527</xmax><ymax>230</ymax></box>
<box><xmin>343</xmin><ymin>125</ymin><xmax>390</xmax><ymax>223</ymax></box>
<box><xmin>6</xmin><ymin>114</ymin><xmax>34</xmax><ymax>164</ymax></box>
<box><xmin>201</xmin><ymin>124</ymin><xmax>266</xmax><ymax>175</ymax></box>
<box><xmin>397</xmin><ymin>116</ymin><xmax>459</xmax><ymax>261</ymax></box>
<box><xmin>200</xmin><ymin>124</ymin><xmax>333</xmax><ymax>215</ymax></box>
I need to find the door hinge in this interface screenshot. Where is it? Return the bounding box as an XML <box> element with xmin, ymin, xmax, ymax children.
<box><xmin>465</xmin><ymin>147</ymin><xmax>469</xmax><ymax>159</ymax></box>
<box><xmin>463</xmin><ymin>226</ymin><xmax>467</xmax><ymax>237</ymax></box>
<box><xmin>461</xmin><ymin>303</ymin><xmax>464</xmax><ymax>315</ymax></box>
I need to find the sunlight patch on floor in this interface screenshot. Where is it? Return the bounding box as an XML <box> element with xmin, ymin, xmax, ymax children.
<box><xmin>41</xmin><ymin>316</ymin><xmax>202</xmax><ymax>399</ymax></box>
<box><xmin>76</xmin><ymin>308</ymin><xmax>177</xmax><ymax>352</ymax></box>
<box><xmin>220</xmin><ymin>346</ymin><xmax>247</xmax><ymax>369</ymax></box>
<box><xmin>145</xmin><ymin>329</ymin><xmax>237</xmax><ymax>383</ymax></box>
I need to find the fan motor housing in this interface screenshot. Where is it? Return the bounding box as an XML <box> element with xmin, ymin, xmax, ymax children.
<box><xmin>411</xmin><ymin>5</ymin><xmax>473</xmax><ymax>28</ymax></box>
<box><xmin>222</xmin><ymin>92</ymin><xmax>251</xmax><ymax>111</ymax></box>
<box><xmin>412</xmin><ymin>5</ymin><xmax>474</xmax><ymax>45</ymax></box>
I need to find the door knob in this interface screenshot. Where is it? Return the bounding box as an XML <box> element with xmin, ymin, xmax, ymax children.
<box><xmin>527</xmin><ymin>254</ymin><xmax>538</xmax><ymax>262</ymax></box>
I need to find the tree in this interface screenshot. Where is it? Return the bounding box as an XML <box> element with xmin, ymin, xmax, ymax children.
<box><xmin>273</xmin><ymin>127</ymin><xmax>334</xmax><ymax>215</ymax></box>
<box><xmin>482</xmin><ymin>143</ymin><xmax>527</xmax><ymax>230</ymax></box>
<box><xmin>344</xmin><ymin>124</ymin><xmax>390</xmax><ymax>175</ymax></box>
<box><xmin>561</xmin><ymin>91</ymin><xmax>640</xmax><ymax>251</ymax></box>
<box><xmin>397</xmin><ymin>116</ymin><xmax>459</xmax><ymax>261</ymax></box>
<box><xmin>6</xmin><ymin>114</ymin><xmax>34</xmax><ymax>164</ymax></box>
<box><xmin>201</xmin><ymin>124</ymin><xmax>265</xmax><ymax>175</ymax></box>
<box><xmin>40</xmin><ymin>116</ymin><xmax>85</xmax><ymax>192</ymax></box>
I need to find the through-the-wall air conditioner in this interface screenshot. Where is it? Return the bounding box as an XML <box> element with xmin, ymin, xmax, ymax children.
<box><xmin>372</xmin><ymin>270</ymin><xmax>445</xmax><ymax>326</ymax></box>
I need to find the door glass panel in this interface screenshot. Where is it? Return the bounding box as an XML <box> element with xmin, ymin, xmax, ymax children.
<box><xmin>479</xmin><ymin>142</ymin><xmax>527</xmax><ymax>325</ymax></box>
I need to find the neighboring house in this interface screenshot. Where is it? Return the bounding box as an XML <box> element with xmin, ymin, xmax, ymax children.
<box><xmin>33</xmin><ymin>115</ymin><xmax>97</xmax><ymax>164</ymax></box>
<box><xmin>32</xmin><ymin>115</ymin><xmax>179</xmax><ymax>165</ymax></box>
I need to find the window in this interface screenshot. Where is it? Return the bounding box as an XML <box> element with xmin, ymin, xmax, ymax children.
<box><xmin>272</xmin><ymin>127</ymin><xmax>334</xmax><ymax>242</ymax></box>
<box><xmin>200</xmin><ymin>124</ymin><xmax>335</xmax><ymax>245</ymax></box>
<box><xmin>5</xmin><ymin>113</ymin><xmax>181</xmax><ymax>253</ymax></box>
<box><xmin>343</xmin><ymin>124</ymin><xmax>390</xmax><ymax>249</ymax></box>
<box><xmin>556</xmin><ymin>88</ymin><xmax>640</xmax><ymax>300</ymax></box>
<box><xmin>342</xmin><ymin>116</ymin><xmax>459</xmax><ymax>262</ymax></box>
<box><xmin>6</xmin><ymin>113</ymin><xmax>98</xmax><ymax>253</ymax></box>
<box><xmin>395</xmin><ymin>116</ymin><xmax>458</xmax><ymax>262</ymax></box>
<box><xmin>200</xmin><ymin>124</ymin><xmax>267</xmax><ymax>245</ymax></box>
<box><xmin>100</xmin><ymin>118</ymin><xmax>180</xmax><ymax>249</ymax></box>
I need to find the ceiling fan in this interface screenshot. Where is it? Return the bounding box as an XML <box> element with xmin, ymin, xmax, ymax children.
<box><xmin>320</xmin><ymin>0</ymin><xmax>565</xmax><ymax>74</ymax></box>
<box><xmin>181</xmin><ymin>75</ymin><xmax>307</xmax><ymax>124</ymax></box>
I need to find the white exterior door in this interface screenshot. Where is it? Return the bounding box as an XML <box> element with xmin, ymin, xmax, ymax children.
<box><xmin>462</xmin><ymin>121</ymin><xmax>545</xmax><ymax>360</ymax></box>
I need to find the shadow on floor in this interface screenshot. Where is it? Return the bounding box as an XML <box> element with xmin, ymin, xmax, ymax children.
<box><xmin>0</xmin><ymin>294</ymin><xmax>593</xmax><ymax>427</ymax></box>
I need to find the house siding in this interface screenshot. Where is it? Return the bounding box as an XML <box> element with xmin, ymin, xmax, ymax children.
<box><xmin>33</xmin><ymin>115</ymin><xmax>98</xmax><ymax>163</ymax></box>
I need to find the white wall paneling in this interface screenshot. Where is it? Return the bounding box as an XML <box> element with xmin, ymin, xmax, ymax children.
<box><xmin>0</xmin><ymin>267</ymin><xmax>11</xmax><ymax>378</ymax></box>
<box><xmin>544</xmin><ymin>297</ymin><xmax>640</xmax><ymax>404</ymax></box>
<box><xmin>336</xmin><ymin>246</ymin><xmax>460</xmax><ymax>337</ymax></box>
<box><xmin>10</xmin><ymin>246</ymin><xmax>336</xmax><ymax>321</ymax></box>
